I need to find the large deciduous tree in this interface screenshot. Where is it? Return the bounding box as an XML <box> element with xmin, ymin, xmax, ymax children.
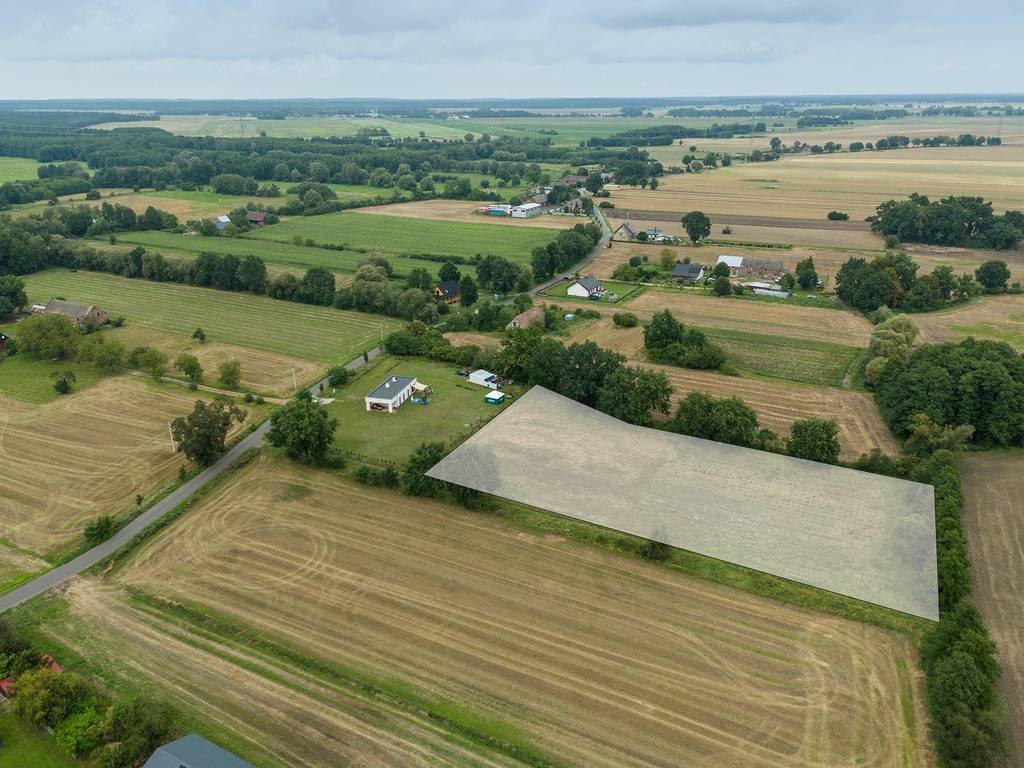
<box><xmin>171</xmin><ymin>398</ymin><xmax>244</xmax><ymax>466</ymax></box>
<box><xmin>267</xmin><ymin>390</ymin><xmax>339</xmax><ymax>464</ymax></box>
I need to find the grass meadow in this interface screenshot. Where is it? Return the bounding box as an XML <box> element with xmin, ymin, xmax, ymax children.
<box><xmin>0</xmin><ymin>156</ymin><xmax>43</xmax><ymax>183</ymax></box>
<box><xmin>19</xmin><ymin>269</ymin><xmax>400</xmax><ymax>363</ymax></box>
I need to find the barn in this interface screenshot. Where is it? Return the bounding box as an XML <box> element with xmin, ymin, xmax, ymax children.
<box><xmin>42</xmin><ymin>299</ymin><xmax>108</xmax><ymax>329</ymax></box>
<box><xmin>364</xmin><ymin>376</ymin><xmax>418</xmax><ymax>413</ymax></box>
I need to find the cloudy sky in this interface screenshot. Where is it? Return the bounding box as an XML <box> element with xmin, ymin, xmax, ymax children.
<box><xmin>2</xmin><ymin>0</ymin><xmax>1021</xmax><ymax>100</ymax></box>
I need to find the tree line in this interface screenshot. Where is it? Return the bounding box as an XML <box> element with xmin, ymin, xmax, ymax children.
<box><xmin>870</xmin><ymin>194</ymin><xmax>1023</xmax><ymax>249</ymax></box>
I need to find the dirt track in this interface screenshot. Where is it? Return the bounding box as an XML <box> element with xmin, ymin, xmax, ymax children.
<box><xmin>91</xmin><ymin>455</ymin><xmax>931</xmax><ymax>768</ymax></box>
<box><xmin>961</xmin><ymin>452</ymin><xmax>1024</xmax><ymax>767</ymax></box>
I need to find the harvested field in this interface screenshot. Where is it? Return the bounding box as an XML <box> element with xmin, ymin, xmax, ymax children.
<box><xmin>961</xmin><ymin>451</ymin><xmax>1024</xmax><ymax>767</ymax></box>
<box><xmin>645</xmin><ymin>364</ymin><xmax>900</xmax><ymax>460</ymax></box>
<box><xmin>76</xmin><ymin>192</ymin><xmax>229</xmax><ymax>220</ymax></box>
<box><xmin>106</xmin><ymin>326</ymin><xmax>321</xmax><ymax>396</ymax></box>
<box><xmin>616</xmin><ymin>145</ymin><xmax>1024</xmax><ymax>221</ymax></box>
<box><xmin>22</xmin><ymin>269</ymin><xmax>398</xmax><ymax>363</ymax></box>
<box><xmin>911</xmin><ymin>295</ymin><xmax>1024</xmax><ymax>349</ymax></box>
<box><xmin>626</xmin><ymin>288</ymin><xmax>873</xmax><ymax>346</ymax></box>
<box><xmin>0</xmin><ymin>547</ymin><xmax>49</xmax><ymax>593</ymax></box>
<box><xmin>0</xmin><ymin>378</ymin><xmax>254</xmax><ymax>556</ymax></box>
<box><xmin>356</xmin><ymin>199</ymin><xmax>577</xmax><ymax>229</ymax></box>
<box><xmin>443</xmin><ymin>331</ymin><xmax>502</xmax><ymax>348</ymax></box>
<box><xmin>42</xmin><ymin>454</ymin><xmax>934</xmax><ymax>767</ymax></box>
<box><xmin>610</xmin><ymin>215</ymin><xmax>881</xmax><ymax>249</ymax></box>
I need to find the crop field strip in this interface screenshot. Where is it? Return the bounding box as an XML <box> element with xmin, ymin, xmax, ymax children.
<box><xmin>246</xmin><ymin>210</ymin><xmax>559</xmax><ymax>264</ymax></box>
<box><xmin>45</xmin><ymin>453</ymin><xmax>934</xmax><ymax>768</ymax></box>
<box><xmin>961</xmin><ymin>452</ymin><xmax>1024</xmax><ymax>766</ymax></box>
<box><xmin>910</xmin><ymin>294</ymin><xmax>1024</xmax><ymax>349</ymax></box>
<box><xmin>0</xmin><ymin>377</ymin><xmax>255</xmax><ymax>556</ymax></box>
<box><xmin>21</xmin><ymin>269</ymin><xmax>399</xmax><ymax>363</ymax></box>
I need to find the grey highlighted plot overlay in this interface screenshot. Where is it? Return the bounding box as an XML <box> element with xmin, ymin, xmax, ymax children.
<box><xmin>428</xmin><ymin>387</ymin><xmax>939</xmax><ymax>620</ymax></box>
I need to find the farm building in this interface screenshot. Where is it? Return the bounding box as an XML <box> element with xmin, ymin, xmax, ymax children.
<box><xmin>612</xmin><ymin>221</ymin><xmax>638</xmax><ymax>240</ymax></box>
<box><xmin>555</xmin><ymin>174</ymin><xmax>587</xmax><ymax>187</ymax></box>
<box><xmin>506</xmin><ymin>305</ymin><xmax>544</xmax><ymax>330</ymax></box>
<box><xmin>433</xmin><ymin>280</ymin><xmax>461</xmax><ymax>304</ymax></box>
<box><xmin>566</xmin><ymin>275</ymin><xmax>603</xmax><ymax>299</ymax></box>
<box><xmin>469</xmin><ymin>370</ymin><xmax>501</xmax><ymax>389</ymax></box>
<box><xmin>563</xmin><ymin>197</ymin><xmax>586</xmax><ymax>213</ymax></box>
<box><xmin>510</xmin><ymin>202</ymin><xmax>543</xmax><ymax>218</ymax></box>
<box><xmin>716</xmin><ymin>255</ymin><xmax>788</xmax><ymax>279</ymax></box>
<box><xmin>245</xmin><ymin>210</ymin><xmax>267</xmax><ymax>226</ymax></box>
<box><xmin>143</xmin><ymin>734</ymin><xmax>254</xmax><ymax>768</ymax></box>
<box><xmin>428</xmin><ymin>387</ymin><xmax>940</xmax><ymax>621</ymax></box>
<box><xmin>42</xmin><ymin>298</ymin><xmax>108</xmax><ymax>328</ymax></box>
<box><xmin>672</xmin><ymin>262</ymin><xmax>705</xmax><ymax>282</ymax></box>
<box><xmin>365</xmin><ymin>375</ymin><xmax>418</xmax><ymax>413</ymax></box>
<box><xmin>210</xmin><ymin>214</ymin><xmax>232</xmax><ymax>231</ymax></box>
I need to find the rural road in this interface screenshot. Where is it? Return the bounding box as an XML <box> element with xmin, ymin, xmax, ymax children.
<box><xmin>0</xmin><ymin>346</ymin><xmax>384</xmax><ymax>613</ymax></box>
<box><xmin>527</xmin><ymin>205</ymin><xmax>612</xmax><ymax>298</ymax></box>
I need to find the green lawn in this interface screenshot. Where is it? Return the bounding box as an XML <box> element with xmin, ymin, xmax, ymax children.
<box><xmin>326</xmin><ymin>357</ymin><xmax>512</xmax><ymax>464</ymax></box>
<box><xmin>0</xmin><ymin>157</ymin><xmax>42</xmax><ymax>184</ymax></box>
<box><xmin>19</xmin><ymin>270</ymin><xmax>401</xmax><ymax>363</ymax></box>
<box><xmin>0</xmin><ymin>709</ymin><xmax>76</xmax><ymax>768</ymax></box>
<box><xmin>246</xmin><ymin>210</ymin><xmax>557</xmax><ymax>264</ymax></box>
<box><xmin>541</xmin><ymin>280</ymin><xmax>642</xmax><ymax>304</ymax></box>
<box><xmin>0</xmin><ymin>341</ymin><xmax>113</xmax><ymax>403</ymax></box>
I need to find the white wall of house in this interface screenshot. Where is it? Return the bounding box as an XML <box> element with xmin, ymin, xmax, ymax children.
<box><xmin>365</xmin><ymin>381</ymin><xmax>416</xmax><ymax>413</ymax></box>
<box><xmin>566</xmin><ymin>282</ymin><xmax>594</xmax><ymax>298</ymax></box>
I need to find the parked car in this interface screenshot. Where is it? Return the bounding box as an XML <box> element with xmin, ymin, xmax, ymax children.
<box><xmin>455</xmin><ymin>369</ymin><xmax>469</xmax><ymax>377</ymax></box>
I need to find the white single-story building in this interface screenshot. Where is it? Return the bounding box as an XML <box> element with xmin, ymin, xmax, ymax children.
<box><xmin>365</xmin><ymin>375</ymin><xmax>418</xmax><ymax>413</ymax></box>
<box><xmin>510</xmin><ymin>202</ymin><xmax>543</xmax><ymax>218</ymax></box>
<box><xmin>716</xmin><ymin>254</ymin><xmax>744</xmax><ymax>273</ymax></box>
<box><xmin>469</xmin><ymin>370</ymin><xmax>501</xmax><ymax>389</ymax></box>
<box><xmin>566</xmin><ymin>275</ymin><xmax>603</xmax><ymax>299</ymax></box>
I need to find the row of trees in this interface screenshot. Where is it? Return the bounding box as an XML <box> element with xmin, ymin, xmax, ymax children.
<box><xmin>0</xmin><ymin>621</ymin><xmax>175</xmax><ymax>767</ymax></box>
<box><xmin>530</xmin><ymin>223</ymin><xmax>603</xmax><ymax>281</ymax></box>
<box><xmin>870</xmin><ymin>194</ymin><xmax>1024</xmax><ymax>250</ymax></box>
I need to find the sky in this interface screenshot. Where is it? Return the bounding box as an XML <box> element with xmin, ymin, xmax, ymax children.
<box><xmin>1</xmin><ymin>0</ymin><xmax>1022</xmax><ymax>100</ymax></box>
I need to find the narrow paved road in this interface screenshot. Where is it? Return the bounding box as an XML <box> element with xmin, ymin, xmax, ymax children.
<box><xmin>527</xmin><ymin>205</ymin><xmax>612</xmax><ymax>298</ymax></box>
<box><xmin>0</xmin><ymin>347</ymin><xmax>383</xmax><ymax>613</ymax></box>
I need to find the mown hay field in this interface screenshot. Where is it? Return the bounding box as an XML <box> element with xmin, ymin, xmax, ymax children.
<box><xmin>0</xmin><ymin>156</ymin><xmax>43</xmax><ymax>183</ymax></box>
<box><xmin>645</xmin><ymin>364</ymin><xmax>900</xmax><ymax>460</ymax></box>
<box><xmin>961</xmin><ymin>451</ymin><xmax>1024</xmax><ymax>767</ymax></box>
<box><xmin>608</xmin><ymin>145</ymin><xmax>1024</xmax><ymax>224</ymax></box>
<box><xmin>30</xmin><ymin>454</ymin><xmax>931</xmax><ymax>768</ymax></box>
<box><xmin>910</xmin><ymin>294</ymin><xmax>1024</xmax><ymax>349</ymax></box>
<box><xmin>0</xmin><ymin>377</ymin><xmax>255</xmax><ymax>556</ymax></box>
<box><xmin>247</xmin><ymin>210</ymin><xmax>558</xmax><ymax>264</ymax></box>
<box><xmin>21</xmin><ymin>269</ymin><xmax>399</xmax><ymax>363</ymax></box>
<box><xmin>354</xmin><ymin>199</ymin><xmax>578</xmax><ymax>229</ymax></box>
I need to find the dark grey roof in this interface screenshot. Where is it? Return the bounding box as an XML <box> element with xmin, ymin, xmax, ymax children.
<box><xmin>143</xmin><ymin>734</ymin><xmax>254</xmax><ymax>768</ymax></box>
<box><xmin>574</xmin><ymin>276</ymin><xmax>601</xmax><ymax>292</ymax></box>
<box><xmin>436</xmin><ymin>280</ymin><xmax>460</xmax><ymax>297</ymax></box>
<box><xmin>366</xmin><ymin>375</ymin><xmax>416</xmax><ymax>400</ymax></box>
<box><xmin>44</xmin><ymin>299</ymin><xmax>97</xmax><ymax>320</ymax></box>
<box><xmin>615</xmin><ymin>221</ymin><xmax>637</xmax><ymax>236</ymax></box>
<box><xmin>672</xmin><ymin>262</ymin><xmax>704</xmax><ymax>278</ymax></box>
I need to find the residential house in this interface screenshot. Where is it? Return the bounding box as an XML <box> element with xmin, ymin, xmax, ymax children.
<box><xmin>566</xmin><ymin>275</ymin><xmax>603</xmax><ymax>299</ymax></box>
<box><xmin>645</xmin><ymin>227</ymin><xmax>674</xmax><ymax>243</ymax></box>
<box><xmin>42</xmin><ymin>299</ymin><xmax>108</xmax><ymax>329</ymax></box>
<box><xmin>672</xmin><ymin>262</ymin><xmax>705</xmax><ymax>282</ymax></box>
<box><xmin>245</xmin><ymin>210</ymin><xmax>267</xmax><ymax>227</ymax></box>
<box><xmin>555</xmin><ymin>174</ymin><xmax>587</xmax><ymax>187</ymax></box>
<box><xmin>143</xmin><ymin>734</ymin><xmax>255</xmax><ymax>768</ymax></box>
<box><xmin>506</xmin><ymin>305</ymin><xmax>544</xmax><ymax>330</ymax></box>
<box><xmin>364</xmin><ymin>376</ymin><xmax>418</xmax><ymax>413</ymax></box>
<box><xmin>563</xmin><ymin>197</ymin><xmax>586</xmax><ymax>213</ymax></box>
<box><xmin>612</xmin><ymin>221</ymin><xmax>638</xmax><ymax>240</ymax></box>
<box><xmin>433</xmin><ymin>280</ymin><xmax>461</xmax><ymax>304</ymax></box>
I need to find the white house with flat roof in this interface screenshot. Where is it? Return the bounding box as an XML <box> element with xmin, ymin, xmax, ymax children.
<box><xmin>510</xmin><ymin>202</ymin><xmax>543</xmax><ymax>218</ymax></box>
<box><xmin>365</xmin><ymin>375</ymin><xmax>417</xmax><ymax>413</ymax></box>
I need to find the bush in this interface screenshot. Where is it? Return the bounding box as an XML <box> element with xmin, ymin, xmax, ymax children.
<box><xmin>84</xmin><ymin>515</ymin><xmax>117</xmax><ymax>545</ymax></box>
<box><xmin>612</xmin><ymin>312</ymin><xmax>638</xmax><ymax>328</ymax></box>
<box><xmin>55</xmin><ymin>707</ymin><xmax>104</xmax><ymax>757</ymax></box>
<box><xmin>326</xmin><ymin>365</ymin><xmax>351</xmax><ymax>387</ymax></box>
<box><xmin>826</xmin><ymin>210</ymin><xmax>850</xmax><ymax>221</ymax></box>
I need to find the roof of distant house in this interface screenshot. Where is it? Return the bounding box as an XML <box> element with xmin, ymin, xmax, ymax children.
<box><xmin>143</xmin><ymin>734</ymin><xmax>255</xmax><ymax>768</ymax></box>
<box><xmin>716</xmin><ymin>254</ymin><xmax>745</xmax><ymax>268</ymax></box>
<box><xmin>672</xmin><ymin>262</ymin><xmax>704</xmax><ymax>278</ymax></box>
<box><xmin>43</xmin><ymin>299</ymin><xmax>99</xmax><ymax>320</ymax></box>
<box><xmin>743</xmin><ymin>257</ymin><xmax>786</xmax><ymax>271</ymax></box>
<box><xmin>509</xmin><ymin>305</ymin><xmax>544</xmax><ymax>327</ymax></box>
<box><xmin>436</xmin><ymin>280</ymin><xmax>460</xmax><ymax>298</ymax></box>
<box><xmin>556</xmin><ymin>174</ymin><xmax>586</xmax><ymax>186</ymax></box>
<box><xmin>245</xmin><ymin>210</ymin><xmax>267</xmax><ymax>222</ymax></box>
<box><xmin>572</xmin><ymin>275</ymin><xmax>602</xmax><ymax>292</ymax></box>
<box><xmin>366</xmin><ymin>376</ymin><xmax>417</xmax><ymax>401</ymax></box>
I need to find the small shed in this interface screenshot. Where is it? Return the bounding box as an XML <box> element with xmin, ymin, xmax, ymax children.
<box><xmin>485</xmin><ymin>391</ymin><xmax>506</xmax><ymax>405</ymax></box>
<box><xmin>365</xmin><ymin>375</ymin><xmax>417</xmax><ymax>413</ymax></box>
<box><xmin>469</xmin><ymin>370</ymin><xmax>500</xmax><ymax>389</ymax></box>
<box><xmin>566</xmin><ymin>276</ymin><xmax>602</xmax><ymax>299</ymax></box>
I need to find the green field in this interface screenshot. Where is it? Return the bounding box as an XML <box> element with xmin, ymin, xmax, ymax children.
<box><xmin>0</xmin><ymin>336</ymin><xmax>113</xmax><ymax>403</ymax></box>
<box><xmin>0</xmin><ymin>157</ymin><xmax>43</xmax><ymax>184</ymax></box>
<box><xmin>703</xmin><ymin>327</ymin><xmax>861</xmax><ymax>387</ymax></box>
<box><xmin>19</xmin><ymin>270</ymin><xmax>401</xmax><ymax>363</ymax></box>
<box><xmin>0</xmin><ymin>709</ymin><xmax>76</xmax><ymax>768</ymax></box>
<box><xmin>326</xmin><ymin>357</ymin><xmax>511</xmax><ymax>464</ymax></box>
<box><xmin>247</xmin><ymin>211</ymin><xmax>556</xmax><ymax>263</ymax></box>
